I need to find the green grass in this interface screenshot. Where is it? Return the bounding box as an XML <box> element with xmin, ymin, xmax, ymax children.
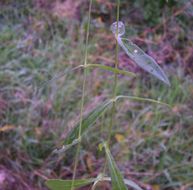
<box><xmin>0</xmin><ymin>1</ymin><xmax>193</xmax><ymax>190</ymax></box>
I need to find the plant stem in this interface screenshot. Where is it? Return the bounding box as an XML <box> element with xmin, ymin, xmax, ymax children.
<box><xmin>107</xmin><ymin>0</ymin><xmax>120</xmax><ymax>149</ymax></box>
<box><xmin>71</xmin><ymin>0</ymin><xmax>93</xmax><ymax>189</ymax></box>
<box><xmin>103</xmin><ymin>0</ymin><xmax>120</xmax><ymax>173</ymax></box>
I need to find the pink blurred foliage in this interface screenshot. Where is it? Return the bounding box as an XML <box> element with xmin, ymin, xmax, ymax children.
<box><xmin>0</xmin><ymin>96</ymin><xmax>8</xmax><ymax>113</ymax></box>
<box><xmin>35</xmin><ymin>0</ymin><xmax>86</xmax><ymax>20</ymax></box>
<box><xmin>14</xmin><ymin>89</ymin><xmax>29</xmax><ymax>105</ymax></box>
<box><xmin>0</xmin><ymin>166</ymin><xmax>40</xmax><ymax>190</ymax></box>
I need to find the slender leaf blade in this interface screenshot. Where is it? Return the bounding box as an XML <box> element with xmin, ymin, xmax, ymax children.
<box><xmin>86</xmin><ymin>64</ymin><xmax>135</xmax><ymax>77</ymax></box>
<box><xmin>46</xmin><ymin>178</ymin><xmax>96</xmax><ymax>190</ymax></box>
<box><xmin>104</xmin><ymin>143</ymin><xmax>127</xmax><ymax>190</ymax></box>
<box><xmin>39</xmin><ymin>63</ymin><xmax>135</xmax><ymax>91</ymax></box>
<box><xmin>98</xmin><ymin>177</ymin><xmax>144</xmax><ymax>190</ymax></box>
<box><xmin>115</xmin><ymin>95</ymin><xmax>171</xmax><ymax>108</ymax></box>
<box><xmin>123</xmin><ymin>179</ymin><xmax>144</xmax><ymax>190</ymax></box>
<box><xmin>64</xmin><ymin>100</ymin><xmax>113</xmax><ymax>145</ymax></box>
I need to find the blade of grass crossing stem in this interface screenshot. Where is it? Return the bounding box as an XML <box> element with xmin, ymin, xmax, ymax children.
<box><xmin>115</xmin><ymin>95</ymin><xmax>171</xmax><ymax>108</ymax></box>
<box><xmin>38</xmin><ymin>64</ymin><xmax>135</xmax><ymax>90</ymax></box>
<box><xmin>103</xmin><ymin>143</ymin><xmax>127</xmax><ymax>190</ymax></box>
<box><xmin>46</xmin><ymin>178</ymin><xmax>96</xmax><ymax>190</ymax></box>
<box><xmin>85</xmin><ymin>64</ymin><xmax>135</xmax><ymax>77</ymax></box>
<box><xmin>94</xmin><ymin>177</ymin><xmax>144</xmax><ymax>190</ymax></box>
<box><xmin>64</xmin><ymin>100</ymin><xmax>113</xmax><ymax>145</ymax></box>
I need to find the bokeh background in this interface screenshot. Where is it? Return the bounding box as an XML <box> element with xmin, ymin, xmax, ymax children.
<box><xmin>0</xmin><ymin>0</ymin><xmax>193</xmax><ymax>189</ymax></box>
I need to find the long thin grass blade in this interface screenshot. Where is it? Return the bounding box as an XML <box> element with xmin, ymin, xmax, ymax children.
<box><xmin>123</xmin><ymin>179</ymin><xmax>144</xmax><ymax>190</ymax></box>
<box><xmin>64</xmin><ymin>100</ymin><xmax>113</xmax><ymax>145</ymax></box>
<box><xmin>86</xmin><ymin>64</ymin><xmax>135</xmax><ymax>77</ymax></box>
<box><xmin>92</xmin><ymin>175</ymin><xmax>143</xmax><ymax>190</ymax></box>
<box><xmin>53</xmin><ymin>100</ymin><xmax>112</xmax><ymax>153</ymax></box>
<box><xmin>38</xmin><ymin>63</ymin><xmax>135</xmax><ymax>91</ymax></box>
<box><xmin>46</xmin><ymin>178</ymin><xmax>96</xmax><ymax>190</ymax></box>
<box><xmin>115</xmin><ymin>95</ymin><xmax>171</xmax><ymax>108</ymax></box>
<box><xmin>103</xmin><ymin>143</ymin><xmax>127</xmax><ymax>190</ymax></box>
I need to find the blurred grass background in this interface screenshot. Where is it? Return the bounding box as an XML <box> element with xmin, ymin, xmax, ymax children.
<box><xmin>0</xmin><ymin>0</ymin><xmax>193</xmax><ymax>189</ymax></box>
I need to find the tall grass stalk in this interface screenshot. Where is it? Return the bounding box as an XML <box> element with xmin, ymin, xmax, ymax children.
<box><xmin>104</xmin><ymin>0</ymin><xmax>120</xmax><ymax>173</ymax></box>
<box><xmin>71</xmin><ymin>0</ymin><xmax>93</xmax><ymax>189</ymax></box>
<box><xmin>108</xmin><ymin>0</ymin><xmax>120</xmax><ymax>140</ymax></box>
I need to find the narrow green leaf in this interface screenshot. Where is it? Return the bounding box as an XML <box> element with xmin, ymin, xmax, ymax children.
<box><xmin>64</xmin><ymin>100</ymin><xmax>113</xmax><ymax>145</ymax></box>
<box><xmin>92</xmin><ymin>175</ymin><xmax>143</xmax><ymax>190</ymax></box>
<box><xmin>46</xmin><ymin>178</ymin><xmax>96</xmax><ymax>190</ymax></box>
<box><xmin>85</xmin><ymin>64</ymin><xmax>135</xmax><ymax>77</ymax></box>
<box><xmin>103</xmin><ymin>143</ymin><xmax>127</xmax><ymax>190</ymax></box>
<box><xmin>39</xmin><ymin>63</ymin><xmax>135</xmax><ymax>90</ymax></box>
<box><xmin>115</xmin><ymin>95</ymin><xmax>171</xmax><ymax>108</ymax></box>
<box><xmin>123</xmin><ymin>179</ymin><xmax>144</xmax><ymax>190</ymax></box>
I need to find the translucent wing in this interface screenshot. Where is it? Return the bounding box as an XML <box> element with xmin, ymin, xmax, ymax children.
<box><xmin>110</xmin><ymin>21</ymin><xmax>170</xmax><ymax>86</ymax></box>
<box><xmin>119</xmin><ymin>38</ymin><xmax>170</xmax><ymax>86</ymax></box>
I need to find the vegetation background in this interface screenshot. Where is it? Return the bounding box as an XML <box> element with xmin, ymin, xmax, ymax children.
<box><xmin>0</xmin><ymin>0</ymin><xmax>193</xmax><ymax>189</ymax></box>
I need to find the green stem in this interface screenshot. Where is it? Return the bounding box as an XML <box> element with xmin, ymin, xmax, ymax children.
<box><xmin>71</xmin><ymin>0</ymin><xmax>93</xmax><ymax>189</ymax></box>
<box><xmin>103</xmin><ymin>0</ymin><xmax>120</xmax><ymax>173</ymax></box>
<box><xmin>107</xmin><ymin>0</ymin><xmax>120</xmax><ymax>147</ymax></box>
